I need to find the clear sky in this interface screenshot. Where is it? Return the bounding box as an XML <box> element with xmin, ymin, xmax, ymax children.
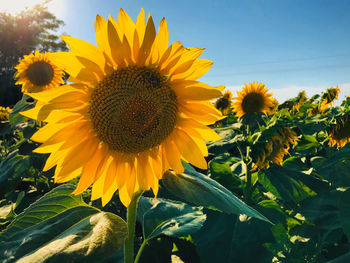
<box><xmin>3</xmin><ymin>0</ymin><xmax>350</xmax><ymax>102</ymax></box>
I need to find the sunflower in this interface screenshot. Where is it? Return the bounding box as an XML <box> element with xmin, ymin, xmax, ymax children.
<box><xmin>22</xmin><ymin>9</ymin><xmax>223</xmax><ymax>207</ymax></box>
<box><xmin>320</xmin><ymin>86</ymin><xmax>340</xmax><ymax>111</ymax></box>
<box><xmin>294</xmin><ymin>90</ymin><xmax>307</xmax><ymax>111</ymax></box>
<box><xmin>215</xmin><ymin>90</ymin><xmax>233</xmax><ymax>115</ymax></box>
<box><xmin>329</xmin><ymin>115</ymin><xmax>350</xmax><ymax>149</ymax></box>
<box><xmin>267</xmin><ymin>98</ymin><xmax>279</xmax><ymax>116</ymax></box>
<box><xmin>253</xmin><ymin>127</ymin><xmax>298</xmax><ymax>170</ymax></box>
<box><xmin>14</xmin><ymin>50</ymin><xmax>65</xmax><ymax>93</ymax></box>
<box><xmin>232</xmin><ymin>82</ymin><xmax>274</xmax><ymax>118</ymax></box>
<box><xmin>0</xmin><ymin>106</ymin><xmax>12</xmax><ymax>121</ymax></box>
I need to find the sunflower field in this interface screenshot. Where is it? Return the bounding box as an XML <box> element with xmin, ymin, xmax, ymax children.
<box><xmin>1</xmin><ymin>8</ymin><xmax>350</xmax><ymax>263</ymax></box>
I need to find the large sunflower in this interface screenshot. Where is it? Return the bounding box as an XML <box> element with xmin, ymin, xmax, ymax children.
<box><xmin>233</xmin><ymin>82</ymin><xmax>274</xmax><ymax>118</ymax></box>
<box><xmin>15</xmin><ymin>50</ymin><xmax>65</xmax><ymax>93</ymax></box>
<box><xmin>22</xmin><ymin>9</ymin><xmax>223</xmax><ymax>206</ymax></box>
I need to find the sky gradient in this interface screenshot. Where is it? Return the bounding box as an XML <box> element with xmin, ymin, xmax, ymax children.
<box><xmin>4</xmin><ymin>0</ymin><xmax>350</xmax><ymax>102</ymax></box>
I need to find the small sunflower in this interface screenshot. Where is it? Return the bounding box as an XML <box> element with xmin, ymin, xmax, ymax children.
<box><xmin>295</xmin><ymin>90</ymin><xmax>307</xmax><ymax>111</ymax></box>
<box><xmin>215</xmin><ymin>90</ymin><xmax>232</xmax><ymax>115</ymax></box>
<box><xmin>267</xmin><ymin>98</ymin><xmax>279</xmax><ymax>116</ymax></box>
<box><xmin>0</xmin><ymin>106</ymin><xmax>12</xmax><ymax>121</ymax></box>
<box><xmin>14</xmin><ymin>50</ymin><xmax>65</xmax><ymax>93</ymax></box>
<box><xmin>233</xmin><ymin>82</ymin><xmax>274</xmax><ymax>118</ymax></box>
<box><xmin>253</xmin><ymin>127</ymin><xmax>298</xmax><ymax>170</ymax></box>
<box><xmin>329</xmin><ymin>115</ymin><xmax>350</xmax><ymax>149</ymax></box>
<box><xmin>320</xmin><ymin>86</ymin><xmax>340</xmax><ymax>111</ymax></box>
<box><xmin>22</xmin><ymin>9</ymin><xmax>223</xmax><ymax>207</ymax></box>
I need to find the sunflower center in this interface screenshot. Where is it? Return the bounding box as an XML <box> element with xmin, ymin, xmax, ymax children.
<box><xmin>241</xmin><ymin>93</ymin><xmax>264</xmax><ymax>113</ymax></box>
<box><xmin>89</xmin><ymin>66</ymin><xmax>178</xmax><ymax>153</ymax></box>
<box><xmin>26</xmin><ymin>61</ymin><xmax>54</xmax><ymax>86</ymax></box>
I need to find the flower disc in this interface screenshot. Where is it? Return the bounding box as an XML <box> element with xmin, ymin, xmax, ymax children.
<box><xmin>27</xmin><ymin>61</ymin><xmax>54</xmax><ymax>86</ymax></box>
<box><xmin>90</xmin><ymin>66</ymin><xmax>178</xmax><ymax>153</ymax></box>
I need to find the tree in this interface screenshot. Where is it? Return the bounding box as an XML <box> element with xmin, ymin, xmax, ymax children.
<box><xmin>0</xmin><ymin>1</ymin><xmax>67</xmax><ymax>106</ymax></box>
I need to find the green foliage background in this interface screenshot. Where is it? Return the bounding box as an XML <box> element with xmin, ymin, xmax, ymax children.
<box><xmin>1</xmin><ymin>88</ymin><xmax>350</xmax><ymax>263</ymax></box>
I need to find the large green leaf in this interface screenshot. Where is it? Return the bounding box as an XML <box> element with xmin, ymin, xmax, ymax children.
<box><xmin>339</xmin><ymin>189</ymin><xmax>350</xmax><ymax>241</ymax></box>
<box><xmin>258</xmin><ymin>166</ymin><xmax>314</xmax><ymax>205</ymax></box>
<box><xmin>311</xmin><ymin>148</ymin><xmax>350</xmax><ymax>187</ymax></box>
<box><xmin>0</xmin><ymin>184</ymin><xmax>128</xmax><ymax>263</ymax></box>
<box><xmin>297</xmin><ymin>190</ymin><xmax>342</xmax><ymax>230</ymax></box>
<box><xmin>193</xmin><ymin>209</ymin><xmax>274</xmax><ymax>263</ymax></box>
<box><xmin>137</xmin><ymin>197</ymin><xmax>206</xmax><ymax>240</ymax></box>
<box><xmin>162</xmin><ymin>165</ymin><xmax>270</xmax><ymax>222</ymax></box>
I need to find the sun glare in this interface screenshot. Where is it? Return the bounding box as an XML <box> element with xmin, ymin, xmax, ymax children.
<box><xmin>1</xmin><ymin>0</ymin><xmax>63</xmax><ymax>17</ymax></box>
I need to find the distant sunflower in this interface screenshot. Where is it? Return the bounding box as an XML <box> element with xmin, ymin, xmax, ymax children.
<box><xmin>215</xmin><ymin>90</ymin><xmax>232</xmax><ymax>115</ymax></box>
<box><xmin>295</xmin><ymin>90</ymin><xmax>307</xmax><ymax>111</ymax></box>
<box><xmin>233</xmin><ymin>82</ymin><xmax>274</xmax><ymax>118</ymax></box>
<box><xmin>253</xmin><ymin>127</ymin><xmax>298</xmax><ymax>170</ymax></box>
<box><xmin>320</xmin><ymin>86</ymin><xmax>340</xmax><ymax>111</ymax></box>
<box><xmin>267</xmin><ymin>98</ymin><xmax>279</xmax><ymax>116</ymax></box>
<box><xmin>22</xmin><ymin>9</ymin><xmax>223</xmax><ymax>206</ymax></box>
<box><xmin>0</xmin><ymin>106</ymin><xmax>12</xmax><ymax>121</ymax></box>
<box><xmin>14</xmin><ymin>50</ymin><xmax>65</xmax><ymax>93</ymax></box>
<box><xmin>329</xmin><ymin>115</ymin><xmax>350</xmax><ymax>149</ymax></box>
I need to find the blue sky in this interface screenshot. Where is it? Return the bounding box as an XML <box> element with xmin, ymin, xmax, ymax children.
<box><xmin>10</xmin><ymin>0</ymin><xmax>350</xmax><ymax>102</ymax></box>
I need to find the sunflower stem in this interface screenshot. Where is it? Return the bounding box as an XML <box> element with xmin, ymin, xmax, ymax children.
<box><xmin>134</xmin><ymin>239</ymin><xmax>148</xmax><ymax>263</ymax></box>
<box><xmin>124</xmin><ymin>190</ymin><xmax>144</xmax><ymax>263</ymax></box>
<box><xmin>244</xmin><ymin>145</ymin><xmax>253</xmax><ymax>205</ymax></box>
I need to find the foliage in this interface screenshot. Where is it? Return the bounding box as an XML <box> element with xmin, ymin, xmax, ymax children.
<box><xmin>1</xmin><ymin>84</ymin><xmax>350</xmax><ymax>263</ymax></box>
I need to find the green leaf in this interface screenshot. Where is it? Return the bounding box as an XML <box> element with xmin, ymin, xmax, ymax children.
<box><xmin>9</xmin><ymin>96</ymin><xmax>35</xmax><ymax>126</ymax></box>
<box><xmin>339</xmin><ymin>189</ymin><xmax>350</xmax><ymax>241</ymax></box>
<box><xmin>0</xmin><ymin>184</ymin><xmax>128</xmax><ymax>263</ymax></box>
<box><xmin>162</xmin><ymin>167</ymin><xmax>271</xmax><ymax>223</ymax></box>
<box><xmin>193</xmin><ymin>209</ymin><xmax>274</xmax><ymax>263</ymax></box>
<box><xmin>297</xmin><ymin>190</ymin><xmax>342</xmax><ymax>230</ymax></box>
<box><xmin>137</xmin><ymin>197</ymin><xmax>206</xmax><ymax>240</ymax></box>
<box><xmin>0</xmin><ymin>150</ymin><xmax>30</xmax><ymax>196</ymax></box>
<box><xmin>258</xmin><ymin>166</ymin><xmax>315</xmax><ymax>205</ymax></box>
<box><xmin>311</xmin><ymin>148</ymin><xmax>350</xmax><ymax>187</ymax></box>
<box><xmin>295</xmin><ymin>135</ymin><xmax>321</xmax><ymax>151</ymax></box>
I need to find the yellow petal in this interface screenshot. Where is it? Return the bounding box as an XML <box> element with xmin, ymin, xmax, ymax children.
<box><xmin>173</xmin><ymin>81</ymin><xmax>224</xmax><ymax>101</ymax></box>
<box><xmin>135</xmin><ymin>8</ymin><xmax>146</xmax><ymax>49</ymax></box>
<box><xmin>173</xmin><ymin>128</ymin><xmax>207</xmax><ymax>169</ymax></box>
<box><xmin>57</xmin><ymin>136</ymin><xmax>99</xmax><ymax>177</ymax></box>
<box><xmin>103</xmin><ymin>154</ymin><xmax>119</xmax><ymax>193</ymax></box>
<box><xmin>118</xmin><ymin>8</ymin><xmax>135</xmax><ymax>47</ymax></box>
<box><xmin>150</xmin><ymin>18</ymin><xmax>169</xmax><ymax>64</ymax></box>
<box><xmin>49</xmin><ymin>52</ymin><xmax>84</xmax><ymax>79</ymax></box>
<box><xmin>61</xmin><ymin>35</ymin><xmax>109</xmax><ymax>75</ymax></box>
<box><xmin>43</xmin><ymin>150</ymin><xmax>71</xmax><ymax>172</ymax></box>
<box><xmin>163</xmin><ymin>137</ymin><xmax>184</xmax><ymax>174</ymax></box>
<box><xmin>171</xmin><ymin>59</ymin><xmax>213</xmax><ymax>81</ymax></box>
<box><xmin>95</xmin><ymin>15</ymin><xmax>113</xmax><ymax>66</ymax></box>
<box><xmin>136</xmin><ymin>153</ymin><xmax>151</xmax><ymax>190</ymax></box>
<box><xmin>177</xmin><ymin>118</ymin><xmax>221</xmax><ymax>141</ymax></box>
<box><xmin>72</xmin><ymin>145</ymin><xmax>105</xmax><ymax>195</ymax></box>
<box><xmin>107</xmin><ymin>20</ymin><xmax>125</xmax><ymax>66</ymax></box>
<box><xmin>137</xmin><ymin>15</ymin><xmax>156</xmax><ymax>65</ymax></box>
<box><xmin>119</xmin><ymin>184</ymin><xmax>131</xmax><ymax>207</ymax></box>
